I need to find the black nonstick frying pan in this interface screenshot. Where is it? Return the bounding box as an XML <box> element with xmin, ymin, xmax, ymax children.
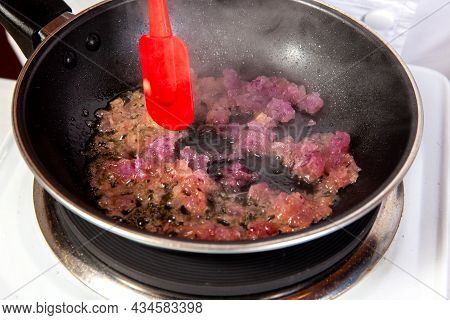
<box><xmin>0</xmin><ymin>0</ymin><xmax>422</xmax><ymax>253</ymax></box>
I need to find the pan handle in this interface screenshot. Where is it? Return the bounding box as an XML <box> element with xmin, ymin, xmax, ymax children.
<box><xmin>0</xmin><ymin>0</ymin><xmax>72</xmax><ymax>57</ymax></box>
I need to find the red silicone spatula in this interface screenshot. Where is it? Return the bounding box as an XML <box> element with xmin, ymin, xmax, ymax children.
<box><xmin>139</xmin><ymin>0</ymin><xmax>194</xmax><ymax>131</ymax></box>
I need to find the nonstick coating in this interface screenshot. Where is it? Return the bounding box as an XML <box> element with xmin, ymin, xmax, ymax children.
<box><xmin>13</xmin><ymin>0</ymin><xmax>419</xmax><ymax>251</ymax></box>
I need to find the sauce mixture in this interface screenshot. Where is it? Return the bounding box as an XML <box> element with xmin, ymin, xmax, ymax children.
<box><xmin>86</xmin><ymin>69</ymin><xmax>360</xmax><ymax>240</ymax></box>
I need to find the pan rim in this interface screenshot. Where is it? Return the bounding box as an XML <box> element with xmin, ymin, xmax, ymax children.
<box><xmin>12</xmin><ymin>0</ymin><xmax>423</xmax><ymax>254</ymax></box>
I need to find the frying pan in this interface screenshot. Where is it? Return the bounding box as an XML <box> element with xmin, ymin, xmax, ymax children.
<box><xmin>0</xmin><ymin>0</ymin><xmax>422</xmax><ymax>253</ymax></box>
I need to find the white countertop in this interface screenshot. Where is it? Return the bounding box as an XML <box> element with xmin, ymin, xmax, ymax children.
<box><xmin>0</xmin><ymin>79</ymin><xmax>15</xmax><ymax>142</ymax></box>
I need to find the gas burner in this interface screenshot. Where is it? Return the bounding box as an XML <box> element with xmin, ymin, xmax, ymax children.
<box><xmin>34</xmin><ymin>182</ymin><xmax>403</xmax><ymax>299</ymax></box>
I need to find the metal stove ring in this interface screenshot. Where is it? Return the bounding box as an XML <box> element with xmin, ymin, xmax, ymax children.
<box><xmin>34</xmin><ymin>181</ymin><xmax>403</xmax><ymax>299</ymax></box>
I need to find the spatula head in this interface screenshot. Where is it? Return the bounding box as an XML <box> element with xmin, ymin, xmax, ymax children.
<box><xmin>139</xmin><ymin>35</ymin><xmax>194</xmax><ymax>131</ymax></box>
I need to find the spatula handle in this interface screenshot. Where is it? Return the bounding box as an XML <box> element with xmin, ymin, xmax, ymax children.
<box><xmin>149</xmin><ymin>0</ymin><xmax>172</xmax><ymax>38</ymax></box>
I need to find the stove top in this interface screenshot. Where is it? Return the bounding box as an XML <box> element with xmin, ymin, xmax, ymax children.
<box><xmin>34</xmin><ymin>182</ymin><xmax>401</xmax><ymax>299</ymax></box>
<box><xmin>1</xmin><ymin>65</ymin><xmax>449</xmax><ymax>299</ymax></box>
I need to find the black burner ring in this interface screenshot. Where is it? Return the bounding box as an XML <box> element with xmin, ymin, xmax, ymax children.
<box><xmin>54</xmin><ymin>202</ymin><xmax>377</xmax><ymax>297</ymax></box>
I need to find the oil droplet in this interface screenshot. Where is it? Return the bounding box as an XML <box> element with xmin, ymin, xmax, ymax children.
<box><xmin>94</xmin><ymin>109</ymin><xmax>105</xmax><ymax>118</ymax></box>
<box><xmin>63</xmin><ymin>51</ymin><xmax>77</xmax><ymax>69</ymax></box>
<box><xmin>85</xmin><ymin>33</ymin><xmax>101</xmax><ymax>51</ymax></box>
<box><xmin>85</xmin><ymin>120</ymin><xmax>95</xmax><ymax>128</ymax></box>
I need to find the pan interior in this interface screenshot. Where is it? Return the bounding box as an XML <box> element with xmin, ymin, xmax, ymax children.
<box><xmin>16</xmin><ymin>0</ymin><xmax>417</xmax><ymax>246</ymax></box>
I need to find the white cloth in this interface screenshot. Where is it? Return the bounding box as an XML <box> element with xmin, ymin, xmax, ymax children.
<box><xmin>325</xmin><ymin>0</ymin><xmax>419</xmax><ymax>52</ymax></box>
<box><xmin>402</xmin><ymin>0</ymin><xmax>450</xmax><ymax>78</ymax></box>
